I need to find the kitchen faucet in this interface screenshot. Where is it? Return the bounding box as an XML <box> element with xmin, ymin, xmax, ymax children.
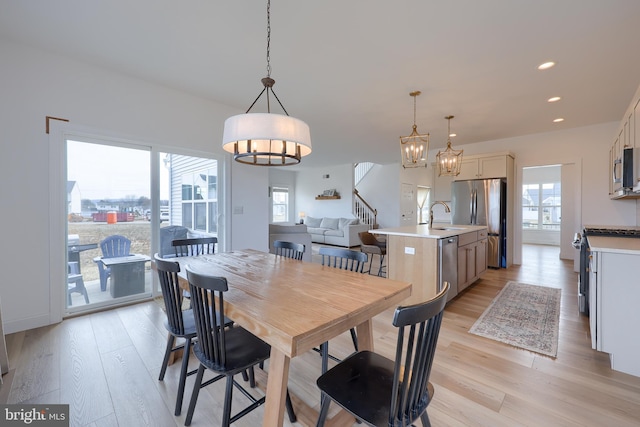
<box><xmin>428</xmin><ymin>201</ymin><xmax>451</xmax><ymax>229</ymax></box>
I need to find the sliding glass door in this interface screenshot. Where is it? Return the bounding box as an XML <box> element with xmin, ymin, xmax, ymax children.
<box><xmin>64</xmin><ymin>135</ymin><xmax>224</xmax><ymax>315</ymax></box>
<box><xmin>66</xmin><ymin>139</ymin><xmax>152</xmax><ymax>313</ymax></box>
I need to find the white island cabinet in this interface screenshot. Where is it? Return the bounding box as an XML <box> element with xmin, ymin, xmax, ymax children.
<box><xmin>588</xmin><ymin>236</ymin><xmax>640</xmax><ymax>377</ymax></box>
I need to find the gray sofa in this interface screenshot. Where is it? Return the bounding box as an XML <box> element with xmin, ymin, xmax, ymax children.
<box><xmin>304</xmin><ymin>216</ymin><xmax>370</xmax><ymax>247</ymax></box>
<box><xmin>268</xmin><ymin>224</ymin><xmax>313</xmax><ymax>261</ymax></box>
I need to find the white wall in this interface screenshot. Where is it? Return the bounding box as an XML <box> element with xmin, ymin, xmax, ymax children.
<box><xmin>295</xmin><ymin>164</ymin><xmax>356</xmax><ymax>219</ymax></box>
<box><xmin>445</xmin><ymin>122</ymin><xmax>639</xmax><ymax>228</ymax></box>
<box><xmin>2</xmin><ymin>35</ymin><xmax>638</xmax><ymax>333</ymax></box>
<box><xmin>354</xmin><ymin>164</ymin><xmax>401</xmax><ymax>228</ymax></box>
<box><xmin>0</xmin><ymin>39</ymin><xmax>269</xmax><ymax>333</ymax></box>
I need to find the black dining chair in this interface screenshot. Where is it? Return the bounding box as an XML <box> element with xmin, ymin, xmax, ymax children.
<box><xmin>171</xmin><ymin>236</ymin><xmax>218</xmax><ymax>257</ymax></box>
<box><xmin>315</xmin><ymin>282</ymin><xmax>450</xmax><ymax>427</ymax></box>
<box><xmin>184</xmin><ymin>266</ymin><xmax>296</xmax><ymax>426</ymax></box>
<box><xmin>154</xmin><ymin>254</ymin><xmax>234</xmax><ymax>416</ymax></box>
<box><xmin>273</xmin><ymin>240</ymin><xmax>305</xmax><ymax>260</ymax></box>
<box><xmin>317</xmin><ymin>247</ymin><xmax>368</xmax><ymax>372</ymax></box>
<box><xmin>171</xmin><ymin>236</ymin><xmax>218</xmax><ymax>303</ymax></box>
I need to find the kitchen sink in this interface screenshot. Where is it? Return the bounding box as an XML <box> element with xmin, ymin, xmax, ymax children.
<box><xmin>431</xmin><ymin>226</ymin><xmax>466</xmax><ymax>231</ymax></box>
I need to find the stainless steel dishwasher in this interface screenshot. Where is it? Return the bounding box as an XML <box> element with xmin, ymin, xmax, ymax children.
<box><xmin>438</xmin><ymin>236</ymin><xmax>458</xmax><ymax>302</ymax></box>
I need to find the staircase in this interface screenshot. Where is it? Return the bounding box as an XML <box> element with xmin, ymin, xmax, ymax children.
<box><xmin>353</xmin><ymin>163</ymin><xmax>378</xmax><ymax>228</ymax></box>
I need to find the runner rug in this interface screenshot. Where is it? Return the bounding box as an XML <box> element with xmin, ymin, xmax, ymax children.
<box><xmin>469</xmin><ymin>281</ymin><xmax>561</xmax><ymax>357</ymax></box>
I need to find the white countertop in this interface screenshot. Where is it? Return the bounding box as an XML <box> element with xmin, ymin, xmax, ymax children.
<box><xmin>370</xmin><ymin>224</ymin><xmax>487</xmax><ymax>239</ymax></box>
<box><xmin>587</xmin><ymin>236</ymin><xmax>640</xmax><ymax>255</ymax></box>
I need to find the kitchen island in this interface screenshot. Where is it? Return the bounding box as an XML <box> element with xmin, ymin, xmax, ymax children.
<box><xmin>371</xmin><ymin>224</ymin><xmax>488</xmax><ymax>305</ymax></box>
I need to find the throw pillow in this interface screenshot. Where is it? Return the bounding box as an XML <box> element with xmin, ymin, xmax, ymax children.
<box><xmin>320</xmin><ymin>217</ymin><xmax>339</xmax><ymax>230</ymax></box>
<box><xmin>305</xmin><ymin>216</ymin><xmax>322</xmax><ymax>228</ymax></box>
<box><xmin>338</xmin><ymin>217</ymin><xmax>360</xmax><ymax>229</ymax></box>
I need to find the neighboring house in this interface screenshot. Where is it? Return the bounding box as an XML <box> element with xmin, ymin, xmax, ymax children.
<box><xmin>95</xmin><ymin>203</ymin><xmax>119</xmax><ymax>212</ymax></box>
<box><xmin>167</xmin><ymin>154</ymin><xmax>219</xmax><ymax>235</ymax></box>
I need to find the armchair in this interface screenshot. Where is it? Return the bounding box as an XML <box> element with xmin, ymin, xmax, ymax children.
<box><xmin>93</xmin><ymin>235</ymin><xmax>131</xmax><ymax>291</ymax></box>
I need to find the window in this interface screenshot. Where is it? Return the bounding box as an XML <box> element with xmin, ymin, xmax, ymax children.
<box><xmin>522</xmin><ymin>182</ymin><xmax>561</xmax><ymax>230</ymax></box>
<box><xmin>272</xmin><ymin>186</ymin><xmax>289</xmax><ymax>223</ymax></box>
<box><xmin>179</xmin><ymin>167</ymin><xmax>218</xmax><ymax>233</ymax></box>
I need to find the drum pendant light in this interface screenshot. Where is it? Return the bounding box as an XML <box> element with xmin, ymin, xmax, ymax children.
<box><xmin>222</xmin><ymin>0</ymin><xmax>311</xmax><ymax>166</ymax></box>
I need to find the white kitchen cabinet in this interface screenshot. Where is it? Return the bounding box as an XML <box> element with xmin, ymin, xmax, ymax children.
<box><xmin>476</xmin><ymin>234</ymin><xmax>488</xmax><ymax>277</ymax></box>
<box><xmin>589</xmin><ymin>247</ymin><xmax>640</xmax><ymax>377</ymax></box>
<box><xmin>455</xmin><ymin>154</ymin><xmax>514</xmax><ymax>181</ymax></box>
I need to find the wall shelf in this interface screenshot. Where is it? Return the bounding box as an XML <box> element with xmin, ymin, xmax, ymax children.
<box><xmin>315</xmin><ymin>195</ymin><xmax>341</xmax><ymax>200</ymax></box>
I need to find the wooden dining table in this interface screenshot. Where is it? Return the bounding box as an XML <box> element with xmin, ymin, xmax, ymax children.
<box><xmin>168</xmin><ymin>249</ymin><xmax>412</xmax><ymax>426</ymax></box>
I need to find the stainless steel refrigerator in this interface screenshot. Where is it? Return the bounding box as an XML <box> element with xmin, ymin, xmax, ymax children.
<box><xmin>451</xmin><ymin>178</ymin><xmax>507</xmax><ymax>268</ymax></box>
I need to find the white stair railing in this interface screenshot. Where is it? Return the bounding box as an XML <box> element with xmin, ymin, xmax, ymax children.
<box><xmin>354</xmin><ymin>162</ymin><xmax>374</xmax><ymax>186</ymax></box>
<box><xmin>353</xmin><ymin>189</ymin><xmax>377</xmax><ymax>229</ymax></box>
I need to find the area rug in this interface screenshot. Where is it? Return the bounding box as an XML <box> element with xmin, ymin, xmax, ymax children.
<box><xmin>469</xmin><ymin>281</ymin><xmax>561</xmax><ymax>357</ymax></box>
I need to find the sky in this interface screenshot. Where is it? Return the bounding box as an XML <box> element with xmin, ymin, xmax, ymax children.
<box><xmin>67</xmin><ymin>140</ymin><xmax>169</xmax><ymax>201</ymax></box>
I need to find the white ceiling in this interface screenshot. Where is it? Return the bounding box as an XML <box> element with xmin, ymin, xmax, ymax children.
<box><xmin>2</xmin><ymin>0</ymin><xmax>640</xmax><ymax>168</ymax></box>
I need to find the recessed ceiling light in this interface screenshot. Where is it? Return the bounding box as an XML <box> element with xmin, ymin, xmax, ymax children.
<box><xmin>553</xmin><ymin>118</ymin><xmax>564</xmax><ymax>123</ymax></box>
<box><xmin>538</xmin><ymin>61</ymin><xmax>556</xmax><ymax>70</ymax></box>
<box><xmin>548</xmin><ymin>96</ymin><xmax>561</xmax><ymax>102</ymax></box>
<box><xmin>449</xmin><ymin>133</ymin><xmax>457</xmax><ymax>137</ymax></box>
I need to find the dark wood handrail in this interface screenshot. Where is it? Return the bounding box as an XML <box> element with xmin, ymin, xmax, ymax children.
<box><xmin>353</xmin><ymin>189</ymin><xmax>377</xmax><ymax>215</ymax></box>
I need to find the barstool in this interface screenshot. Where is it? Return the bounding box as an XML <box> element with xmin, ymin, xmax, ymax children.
<box><xmin>358</xmin><ymin>231</ymin><xmax>387</xmax><ymax>277</ymax></box>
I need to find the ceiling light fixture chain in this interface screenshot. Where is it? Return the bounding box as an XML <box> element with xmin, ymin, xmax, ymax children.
<box><xmin>412</xmin><ymin>90</ymin><xmax>419</xmax><ymax>130</ymax></box>
<box><xmin>266</xmin><ymin>0</ymin><xmax>271</xmax><ymax>78</ymax></box>
<box><xmin>221</xmin><ymin>0</ymin><xmax>312</xmax><ymax>166</ymax></box>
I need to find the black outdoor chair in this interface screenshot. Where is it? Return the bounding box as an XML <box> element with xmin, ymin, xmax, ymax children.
<box><xmin>154</xmin><ymin>254</ymin><xmax>234</xmax><ymax>416</ymax></box>
<box><xmin>317</xmin><ymin>247</ymin><xmax>368</xmax><ymax>372</ymax></box>
<box><xmin>184</xmin><ymin>266</ymin><xmax>296</xmax><ymax>426</ymax></box>
<box><xmin>273</xmin><ymin>240</ymin><xmax>305</xmax><ymax>260</ymax></box>
<box><xmin>316</xmin><ymin>282</ymin><xmax>450</xmax><ymax>427</ymax></box>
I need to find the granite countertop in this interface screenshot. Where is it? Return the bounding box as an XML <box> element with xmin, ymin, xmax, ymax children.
<box><xmin>370</xmin><ymin>224</ymin><xmax>487</xmax><ymax>239</ymax></box>
<box><xmin>587</xmin><ymin>235</ymin><xmax>640</xmax><ymax>255</ymax></box>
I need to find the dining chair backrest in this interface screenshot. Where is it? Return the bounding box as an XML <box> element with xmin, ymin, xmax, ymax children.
<box><xmin>388</xmin><ymin>282</ymin><xmax>449</xmax><ymax>426</ymax></box>
<box><xmin>100</xmin><ymin>235</ymin><xmax>131</xmax><ymax>258</ymax></box>
<box><xmin>172</xmin><ymin>237</ymin><xmax>218</xmax><ymax>257</ymax></box>
<box><xmin>185</xmin><ymin>266</ymin><xmax>230</xmax><ymax>368</ymax></box>
<box><xmin>319</xmin><ymin>247</ymin><xmax>367</xmax><ymax>272</ymax></box>
<box><xmin>154</xmin><ymin>254</ymin><xmax>188</xmax><ymax>336</ymax></box>
<box><xmin>273</xmin><ymin>240</ymin><xmax>305</xmax><ymax>260</ymax></box>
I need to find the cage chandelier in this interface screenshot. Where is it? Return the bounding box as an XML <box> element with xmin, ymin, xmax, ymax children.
<box><xmin>400</xmin><ymin>91</ymin><xmax>429</xmax><ymax>168</ymax></box>
<box><xmin>221</xmin><ymin>0</ymin><xmax>311</xmax><ymax>166</ymax></box>
<box><xmin>436</xmin><ymin>115</ymin><xmax>463</xmax><ymax>176</ymax></box>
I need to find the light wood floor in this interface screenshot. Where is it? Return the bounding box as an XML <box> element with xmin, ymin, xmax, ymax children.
<box><xmin>4</xmin><ymin>245</ymin><xmax>640</xmax><ymax>426</ymax></box>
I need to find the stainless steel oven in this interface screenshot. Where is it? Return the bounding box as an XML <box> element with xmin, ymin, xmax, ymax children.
<box><xmin>573</xmin><ymin>226</ymin><xmax>640</xmax><ymax>316</ymax></box>
<box><xmin>572</xmin><ymin>232</ymin><xmax>589</xmax><ymax>315</ymax></box>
